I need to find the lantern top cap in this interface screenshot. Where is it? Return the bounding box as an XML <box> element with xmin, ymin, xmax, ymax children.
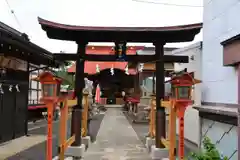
<box><xmin>165</xmin><ymin>71</ymin><xmax>201</xmax><ymax>85</ymax></box>
<box><xmin>32</xmin><ymin>71</ymin><xmax>62</xmax><ymax>84</ymax></box>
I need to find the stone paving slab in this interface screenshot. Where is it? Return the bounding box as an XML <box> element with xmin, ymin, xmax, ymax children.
<box><xmin>0</xmin><ymin>135</ymin><xmax>46</xmax><ymax>159</ymax></box>
<box><xmin>83</xmin><ymin>108</ymin><xmax>151</xmax><ymax>160</ymax></box>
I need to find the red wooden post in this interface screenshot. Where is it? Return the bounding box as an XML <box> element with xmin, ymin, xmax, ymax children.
<box><xmin>46</xmin><ymin>102</ymin><xmax>54</xmax><ymax>160</ymax></box>
<box><xmin>177</xmin><ymin>106</ymin><xmax>186</xmax><ymax>160</ymax></box>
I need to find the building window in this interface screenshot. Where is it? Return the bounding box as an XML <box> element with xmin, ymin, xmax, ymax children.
<box><xmin>28</xmin><ymin>65</ymin><xmax>42</xmax><ymax>105</ymax></box>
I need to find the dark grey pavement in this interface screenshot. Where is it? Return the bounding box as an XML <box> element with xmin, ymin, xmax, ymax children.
<box><xmin>84</xmin><ymin>108</ymin><xmax>151</xmax><ymax>160</ymax></box>
<box><xmin>123</xmin><ymin>111</ymin><xmax>196</xmax><ymax>158</ymax></box>
<box><xmin>7</xmin><ymin>114</ymin><xmax>104</xmax><ymax>160</ymax></box>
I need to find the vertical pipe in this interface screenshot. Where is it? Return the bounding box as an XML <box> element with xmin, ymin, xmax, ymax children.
<box><xmin>71</xmin><ymin>42</ymin><xmax>87</xmax><ymax>146</ymax></box>
<box><xmin>29</xmin><ymin>65</ymin><xmax>32</xmax><ymax>104</ymax></box>
<box><xmin>154</xmin><ymin>42</ymin><xmax>166</xmax><ymax>148</ymax></box>
<box><xmin>25</xmin><ymin>62</ymin><xmax>30</xmax><ymax>135</ymax></box>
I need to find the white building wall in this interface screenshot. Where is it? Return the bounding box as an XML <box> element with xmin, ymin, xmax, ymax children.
<box><xmin>199</xmin><ymin>1</ymin><xmax>239</xmax><ymax>157</ymax></box>
<box><xmin>173</xmin><ymin>42</ymin><xmax>202</xmax><ymax>145</ymax></box>
<box><xmin>139</xmin><ymin>48</ymin><xmax>174</xmax><ymax>97</ymax></box>
<box><xmin>202</xmin><ymin>0</ymin><xmax>240</xmax><ymax>104</ymax></box>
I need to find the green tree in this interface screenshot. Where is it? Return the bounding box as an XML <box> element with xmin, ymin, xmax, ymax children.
<box><xmin>53</xmin><ymin>61</ymin><xmax>75</xmax><ymax>90</ymax></box>
<box><xmin>189</xmin><ymin>137</ymin><xmax>228</xmax><ymax>160</ymax></box>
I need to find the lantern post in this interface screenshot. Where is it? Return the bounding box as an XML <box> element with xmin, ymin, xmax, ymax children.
<box><xmin>32</xmin><ymin>72</ymin><xmax>62</xmax><ymax>160</ymax></box>
<box><xmin>168</xmin><ymin>72</ymin><xmax>201</xmax><ymax>160</ymax></box>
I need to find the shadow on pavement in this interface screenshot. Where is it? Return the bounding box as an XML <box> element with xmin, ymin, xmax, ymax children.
<box><xmin>7</xmin><ymin>114</ymin><xmax>105</xmax><ymax>160</ymax></box>
<box><xmin>89</xmin><ymin>114</ymin><xmax>105</xmax><ymax>142</ymax></box>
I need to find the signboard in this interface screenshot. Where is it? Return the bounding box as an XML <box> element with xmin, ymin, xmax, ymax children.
<box><xmin>114</xmin><ymin>42</ymin><xmax>126</xmax><ymax>61</ymax></box>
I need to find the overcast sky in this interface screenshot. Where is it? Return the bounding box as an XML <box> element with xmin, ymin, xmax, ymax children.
<box><xmin>0</xmin><ymin>0</ymin><xmax>203</xmax><ymax>53</ymax></box>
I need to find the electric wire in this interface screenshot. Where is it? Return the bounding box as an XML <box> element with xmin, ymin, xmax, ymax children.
<box><xmin>132</xmin><ymin>0</ymin><xmax>203</xmax><ymax>8</ymax></box>
<box><xmin>5</xmin><ymin>0</ymin><xmax>23</xmax><ymax>30</ymax></box>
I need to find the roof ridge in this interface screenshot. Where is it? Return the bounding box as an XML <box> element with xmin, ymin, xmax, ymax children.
<box><xmin>0</xmin><ymin>21</ymin><xmax>29</xmax><ymax>41</ymax></box>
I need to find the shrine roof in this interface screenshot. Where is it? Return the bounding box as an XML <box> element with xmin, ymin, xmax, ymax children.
<box><xmin>165</xmin><ymin>72</ymin><xmax>201</xmax><ymax>84</ymax></box>
<box><xmin>68</xmin><ymin>45</ymin><xmax>142</xmax><ymax>74</ymax></box>
<box><xmin>38</xmin><ymin>17</ymin><xmax>202</xmax><ymax>42</ymax></box>
<box><xmin>32</xmin><ymin>71</ymin><xmax>62</xmax><ymax>83</ymax></box>
<box><xmin>0</xmin><ymin>21</ymin><xmax>62</xmax><ymax>66</ymax></box>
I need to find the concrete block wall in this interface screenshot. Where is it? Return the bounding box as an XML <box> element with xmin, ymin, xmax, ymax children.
<box><xmin>201</xmin><ymin>118</ymin><xmax>237</xmax><ymax>159</ymax></box>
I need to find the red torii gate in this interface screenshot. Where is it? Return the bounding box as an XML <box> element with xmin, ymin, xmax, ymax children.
<box><xmin>38</xmin><ymin>17</ymin><xmax>202</xmax><ymax>159</ymax></box>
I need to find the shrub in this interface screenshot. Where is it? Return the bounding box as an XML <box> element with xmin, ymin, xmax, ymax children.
<box><xmin>188</xmin><ymin>137</ymin><xmax>228</xmax><ymax>160</ymax></box>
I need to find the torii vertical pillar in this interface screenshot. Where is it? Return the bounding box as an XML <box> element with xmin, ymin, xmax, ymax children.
<box><xmin>66</xmin><ymin>42</ymin><xmax>87</xmax><ymax>158</ymax></box>
<box><xmin>154</xmin><ymin>42</ymin><xmax>166</xmax><ymax>148</ymax></box>
<box><xmin>151</xmin><ymin>42</ymin><xmax>168</xmax><ymax>159</ymax></box>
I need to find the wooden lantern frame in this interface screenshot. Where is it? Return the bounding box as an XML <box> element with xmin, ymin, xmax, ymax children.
<box><xmin>167</xmin><ymin>72</ymin><xmax>201</xmax><ymax>104</ymax></box>
<box><xmin>32</xmin><ymin>71</ymin><xmax>62</xmax><ymax>101</ymax></box>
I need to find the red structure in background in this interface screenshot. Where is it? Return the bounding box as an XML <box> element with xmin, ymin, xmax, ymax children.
<box><xmin>69</xmin><ymin>45</ymin><xmax>143</xmax><ymax>104</ymax></box>
<box><xmin>68</xmin><ymin>45</ymin><xmax>144</xmax><ymax>74</ymax></box>
<box><xmin>95</xmin><ymin>84</ymin><xmax>101</xmax><ymax>103</ymax></box>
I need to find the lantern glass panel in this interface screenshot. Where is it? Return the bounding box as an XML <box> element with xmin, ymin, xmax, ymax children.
<box><xmin>43</xmin><ymin>84</ymin><xmax>56</xmax><ymax>97</ymax></box>
<box><xmin>177</xmin><ymin>86</ymin><xmax>191</xmax><ymax>99</ymax></box>
<box><xmin>165</xmin><ymin>82</ymin><xmax>171</xmax><ymax>97</ymax></box>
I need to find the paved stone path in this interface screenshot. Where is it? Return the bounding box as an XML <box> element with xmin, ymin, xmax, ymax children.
<box><xmin>83</xmin><ymin>108</ymin><xmax>151</xmax><ymax>160</ymax></box>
